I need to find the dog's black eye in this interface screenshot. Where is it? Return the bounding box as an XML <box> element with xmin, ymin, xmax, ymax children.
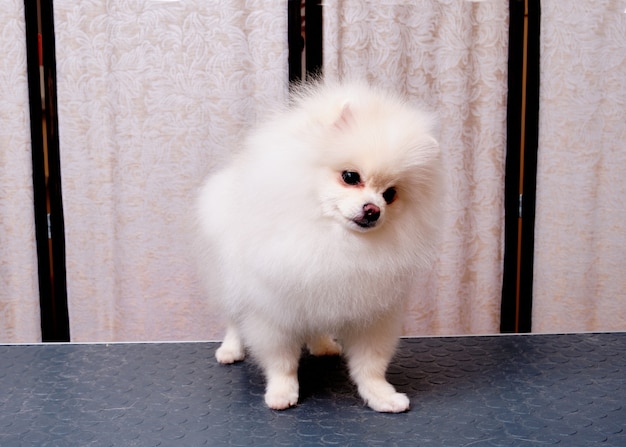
<box><xmin>383</xmin><ymin>187</ymin><xmax>397</xmax><ymax>204</ymax></box>
<box><xmin>341</xmin><ymin>171</ymin><xmax>361</xmax><ymax>186</ymax></box>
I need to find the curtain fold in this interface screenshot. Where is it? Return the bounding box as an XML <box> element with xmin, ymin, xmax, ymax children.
<box><xmin>533</xmin><ymin>2</ymin><xmax>626</xmax><ymax>332</ymax></box>
<box><xmin>0</xmin><ymin>0</ymin><xmax>42</xmax><ymax>343</ymax></box>
<box><xmin>54</xmin><ymin>0</ymin><xmax>288</xmax><ymax>341</ymax></box>
<box><xmin>324</xmin><ymin>1</ymin><xmax>510</xmax><ymax>335</ymax></box>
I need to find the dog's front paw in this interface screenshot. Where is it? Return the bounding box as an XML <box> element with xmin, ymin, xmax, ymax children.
<box><xmin>265</xmin><ymin>377</ymin><xmax>299</xmax><ymax>410</ymax></box>
<box><xmin>365</xmin><ymin>391</ymin><xmax>410</xmax><ymax>413</ymax></box>
<box><xmin>356</xmin><ymin>379</ymin><xmax>410</xmax><ymax>413</ymax></box>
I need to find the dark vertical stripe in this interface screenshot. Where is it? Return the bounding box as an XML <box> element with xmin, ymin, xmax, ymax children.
<box><xmin>288</xmin><ymin>0</ymin><xmax>303</xmax><ymax>84</ymax></box>
<box><xmin>24</xmin><ymin>0</ymin><xmax>70</xmax><ymax>342</ymax></box>
<box><xmin>501</xmin><ymin>0</ymin><xmax>541</xmax><ymax>333</ymax></box>
<box><xmin>304</xmin><ymin>0</ymin><xmax>323</xmax><ymax>77</ymax></box>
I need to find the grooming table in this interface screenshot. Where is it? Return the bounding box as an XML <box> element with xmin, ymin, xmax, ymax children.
<box><xmin>0</xmin><ymin>333</ymin><xmax>624</xmax><ymax>446</ymax></box>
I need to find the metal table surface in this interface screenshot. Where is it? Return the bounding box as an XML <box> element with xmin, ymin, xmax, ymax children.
<box><xmin>0</xmin><ymin>333</ymin><xmax>624</xmax><ymax>446</ymax></box>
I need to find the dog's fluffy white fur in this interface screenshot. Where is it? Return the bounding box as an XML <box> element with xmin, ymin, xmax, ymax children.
<box><xmin>195</xmin><ymin>80</ymin><xmax>442</xmax><ymax>412</ymax></box>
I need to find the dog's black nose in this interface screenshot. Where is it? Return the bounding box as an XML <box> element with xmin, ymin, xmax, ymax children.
<box><xmin>353</xmin><ymin>203</ymin><xmax>381</xmax><ymax>228</ymax></box>
<box><xmin>362</xmin><ymin>203</ymin><xmax>380</xmax><ymax>222</ymax></box>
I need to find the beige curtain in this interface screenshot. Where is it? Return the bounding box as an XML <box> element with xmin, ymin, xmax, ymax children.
<box><xmin>325</xmin><ymin>1</ymin><xmax>510</xmax><ymax>335</ymax></box>
<box><xmin>533</xmin><ymin>2</ymin><xmax>626</xmax><ymax>332</ymax></box>
<box><xmin>54</xmin><ymin>0</ymin><xmax>287</xmax><ymax>341</ymax></box>
<box><xmin>0</xmin><ymin>0</ymin><xmax>42</xmax><ymax>342</ymax></box>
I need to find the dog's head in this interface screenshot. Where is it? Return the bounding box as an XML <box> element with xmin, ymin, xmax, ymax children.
<box><xmin>322</xmin><ymin>167</ymin><xmax>398</xmax><ymax>232</ymax></box>
<box><xmin>314</xmin><ymin>95</ymin><xmax>441</xmax><ymax>235</ymax></box>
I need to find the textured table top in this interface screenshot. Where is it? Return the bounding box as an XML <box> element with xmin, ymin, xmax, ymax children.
<box><xmin>0</xmin><ymin>333</ymin><xmax>624</xmax><ymax>446</ymax></box>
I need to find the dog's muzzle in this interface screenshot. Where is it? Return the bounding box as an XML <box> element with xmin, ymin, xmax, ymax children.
<box><xmin>353</xmin><ymin>203</ymin><xmax>380</xmax><ymax>228</ymax></box>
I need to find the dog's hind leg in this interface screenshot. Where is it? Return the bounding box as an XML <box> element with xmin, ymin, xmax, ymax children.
<box><xmin>307</xmin><ymin>334</ymin><xmax>342</xmax><ymax>356</ymax></box>
<box><xmin>215</xmin><ymin>324</ymin><xmax>246</xmax><ymax>364</ymax></box>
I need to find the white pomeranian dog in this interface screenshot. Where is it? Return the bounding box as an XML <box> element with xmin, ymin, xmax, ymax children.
<box><xmin>195</xmin><ymin>80</ymin><xmax>442</xmax><ymax>413</ymax></box>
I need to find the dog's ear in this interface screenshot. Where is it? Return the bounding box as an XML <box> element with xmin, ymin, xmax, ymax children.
<box><xmin>333</xmin><ymin>102</ymin><xmax>354</xmax><ymax>130</ymax></box>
